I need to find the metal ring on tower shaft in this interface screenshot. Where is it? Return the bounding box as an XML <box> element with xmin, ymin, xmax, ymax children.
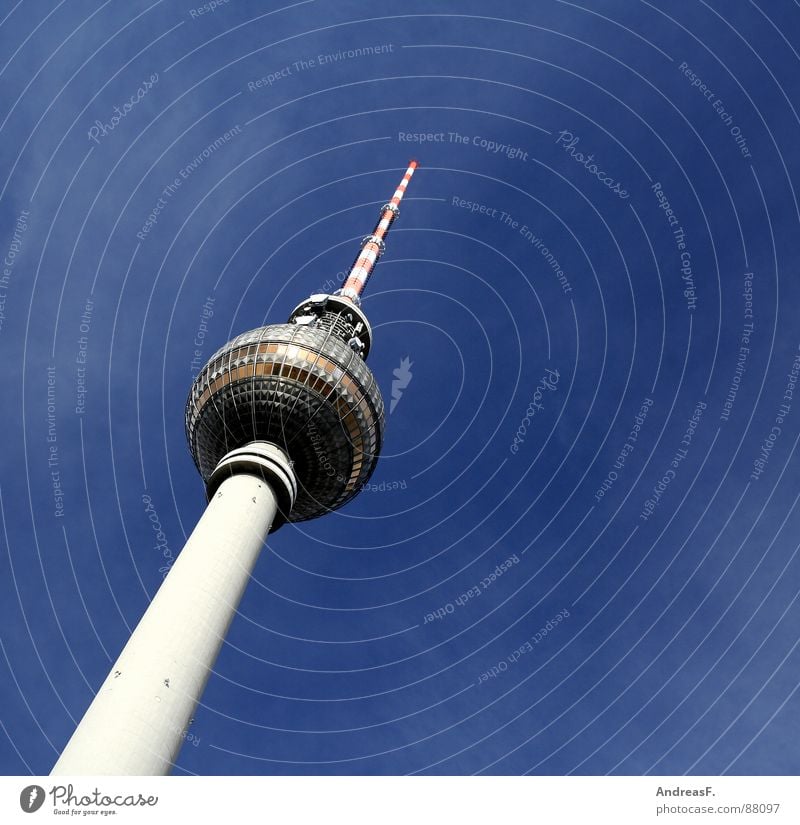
<box><xmin>207</xmin><ymin>442</ymin><xmax>297</xmax><ymax>531</ymax></box>
<box><xmin>381</xmin><ymin>202</ymin><xmax>400</xmax><ymax>217</ymax></box>
<box><xmin>362</xmin><ymin>234</ymin><xmax>386</xmax><ymax>254</ymax></box>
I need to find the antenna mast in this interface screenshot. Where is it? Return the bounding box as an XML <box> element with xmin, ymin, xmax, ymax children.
<box><xmin>339</xmin><ymin>159</ymin><xmax>418</xmax><ymax>304</ymax></box>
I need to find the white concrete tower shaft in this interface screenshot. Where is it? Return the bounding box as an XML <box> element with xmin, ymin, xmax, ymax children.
<box><xmin>51</xmin><ymin>443</ymin><xmax>296</xmax><ymax>775</ymax></box>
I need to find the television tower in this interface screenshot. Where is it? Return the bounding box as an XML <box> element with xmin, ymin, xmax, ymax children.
<box><xmin>51</xmin><ymin>160</ymin><xmax>418</xmax><ymax>775</ymax></box>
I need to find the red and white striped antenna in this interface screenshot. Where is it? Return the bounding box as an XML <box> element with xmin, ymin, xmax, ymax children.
<box><xmin>339</xmin><ymin>159</ymin><xmax>418</xmax><ymax>304</ymax></box>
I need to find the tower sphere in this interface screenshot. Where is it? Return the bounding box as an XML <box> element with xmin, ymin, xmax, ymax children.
<box><xmin>185</xmin><ymin>295</ymin><xmax>384</xmax><ymax>524</ymax></box>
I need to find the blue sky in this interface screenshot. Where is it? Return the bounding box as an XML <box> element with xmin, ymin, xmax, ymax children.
<box><xmin>1</xmin><ymin>0</ymin><xmax>800</xmax><ymax>775</ymax></box>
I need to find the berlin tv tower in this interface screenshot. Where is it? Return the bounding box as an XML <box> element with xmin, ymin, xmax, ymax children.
<box><xmin>51</xmin><ymin>160</ymin><xmax>419</xmax><ymax>775</ymax></box>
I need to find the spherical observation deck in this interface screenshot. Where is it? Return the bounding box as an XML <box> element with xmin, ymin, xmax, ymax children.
<box><xmin>185</xmin><ymin>295</ymin><xmax>384</xmax><ymax>523</ymax></box>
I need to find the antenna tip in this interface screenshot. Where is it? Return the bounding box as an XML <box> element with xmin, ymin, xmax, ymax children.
<box><xmin>408</xmin><ymin>158</ymin><xmax>419</xmax><ymax>169</ymax></box>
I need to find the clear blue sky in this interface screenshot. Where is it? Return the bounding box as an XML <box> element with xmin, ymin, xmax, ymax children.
<box><xmin>1</xmin><ymin>0</ymin><xmax>799</xmax><ymax>775</ymax></box>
